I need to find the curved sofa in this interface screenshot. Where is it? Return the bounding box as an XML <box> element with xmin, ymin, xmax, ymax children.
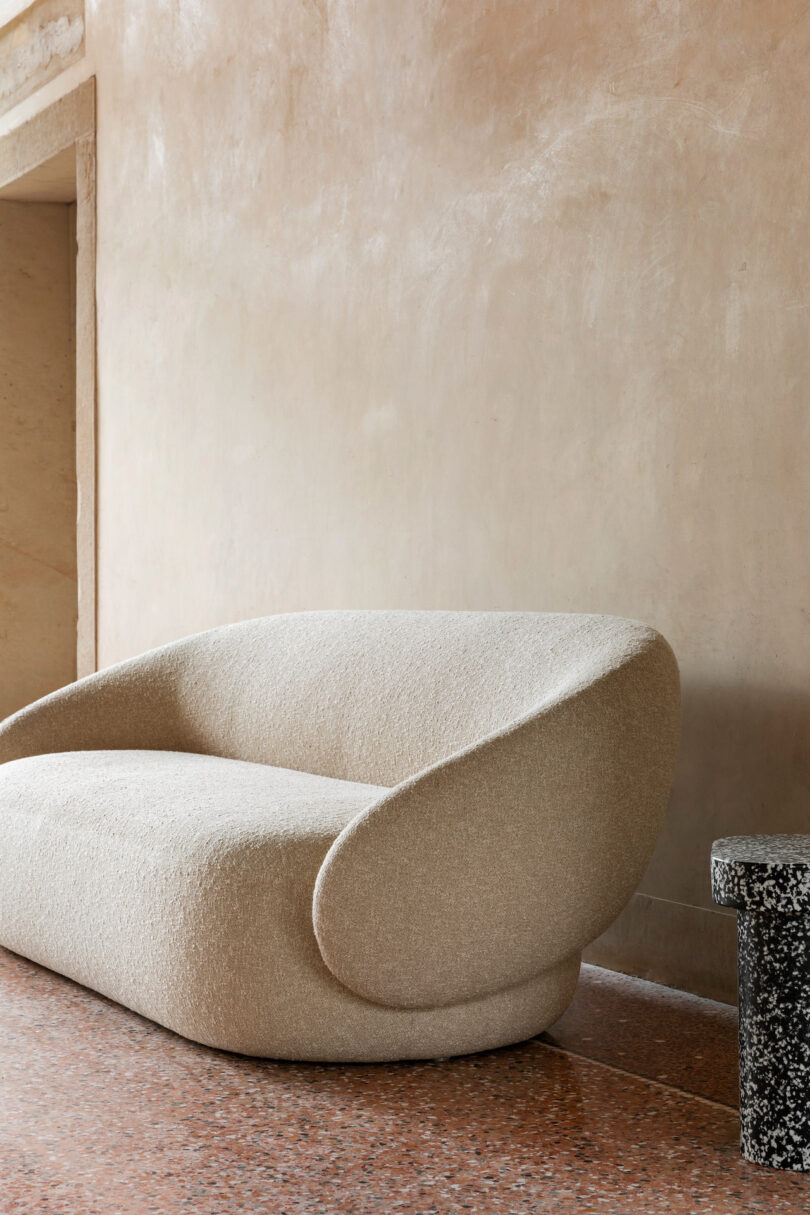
<box><xmin>0</xmin><ymin>611</ymin><xmax>680</xmax><ymax>1061</ymax></box>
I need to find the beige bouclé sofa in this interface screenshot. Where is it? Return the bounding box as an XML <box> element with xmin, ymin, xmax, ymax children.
<box><xmin>0</xmin><ymin>611</ymin><xmax>680</xmax><ymax>1061</ymax></box>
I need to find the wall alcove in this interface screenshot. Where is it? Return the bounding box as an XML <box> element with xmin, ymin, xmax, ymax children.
<box><xmin>0</xmin><ymin>78</ymin><xmax>96</xmax><ymax>716</ymax></box>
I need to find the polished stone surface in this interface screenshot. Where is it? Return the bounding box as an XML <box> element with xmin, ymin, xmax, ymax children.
<box><xmin>713</xmin><ymin>834</ymin><xmax>810</xmax><ymax>1173</ymax></box>
<box><xmin>712</xmin><ymin>835</ymin><xmax>810</xmax><ymax>915</ymax></box>
<box><xmin>2</xmin><ymin>948</ymin><xmax>810</xmax><ymax>1212</ymax></box>
<box><xmin>545</xmin><ymin>960</ymin><xmax>740</xmax><ymax>1107</ymax></box>
<box><xmin>735</xmin><ymin>911</ymin><xmax>810</xmax><ymax>1172</ymax></box>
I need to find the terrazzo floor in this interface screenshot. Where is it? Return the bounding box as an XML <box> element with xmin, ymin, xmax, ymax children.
<box><xmin>1</xmin><ymin>949</ymin><xmax>808</xmax><ymax>1213</ymax></box>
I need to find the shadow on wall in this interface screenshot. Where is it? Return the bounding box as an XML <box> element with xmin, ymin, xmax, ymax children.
<box><xmin>647</xmin><ymin>680</ymin><xmax>810</xmax><ymax>909</ymax></box>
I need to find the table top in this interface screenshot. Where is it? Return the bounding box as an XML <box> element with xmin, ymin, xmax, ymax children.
<box><xmin>712</xmin><ymin>835</ymin><xmax>810</xmax><ymax>867</ymax></box>
<box><xmin>711</xmin><ymin>835</ymin><xmax>810</xmax><ymax>913</ymax></box>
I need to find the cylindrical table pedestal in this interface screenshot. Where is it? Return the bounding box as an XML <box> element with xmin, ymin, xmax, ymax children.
<box><xmin>736</xmin><ymin>909</ymin><xmax>810</xmax><ymax>1170</ymax></box>
<box><xmin>711</xmin><ymin>834</ymin><xmax>810</xmax><ymax>1172</ymax></box>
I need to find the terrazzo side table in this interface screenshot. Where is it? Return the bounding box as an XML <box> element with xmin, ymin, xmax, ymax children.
<box><xmin>711</xmin><ymin>834</ymin><xmax>810</xmax><ymax>1172</ymax></box>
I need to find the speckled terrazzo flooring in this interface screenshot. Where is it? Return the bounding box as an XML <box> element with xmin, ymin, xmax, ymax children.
<box><xmin>1</xmin><ymin>950</ymin><xmax>809</xmax><ymax>1213</ymax></box>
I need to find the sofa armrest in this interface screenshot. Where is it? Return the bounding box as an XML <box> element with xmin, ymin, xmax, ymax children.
<box><xmin>0</xmin><ymin>646</ymin><xmax>189</xmax><ymax>764</ymax></box>
<box><xmin>313</xmin><ymin>637</ymin><xmax>680</xmax><ymax>1010</ymax></box>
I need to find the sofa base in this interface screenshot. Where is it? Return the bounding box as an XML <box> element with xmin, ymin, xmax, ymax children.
<box><xmin>2</xmin><ymin>943</ymin><xmax>582</xmax><ymax>1062</ymax></box>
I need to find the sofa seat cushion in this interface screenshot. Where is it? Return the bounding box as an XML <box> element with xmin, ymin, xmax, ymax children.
<box><xmin>0</xmin><ymin>751</ymin><xmax>385</xmax><ymax>1029</ymax></box>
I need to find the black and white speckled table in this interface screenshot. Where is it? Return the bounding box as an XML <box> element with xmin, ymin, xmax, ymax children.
<box><xmin>712</xmin><ymin>835</ymin><xmax>810</xmax><ymax>1172</ymax></box>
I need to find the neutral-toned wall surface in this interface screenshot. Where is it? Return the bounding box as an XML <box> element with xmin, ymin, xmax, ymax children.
<box><xmin>0</xmin><ymin>199</ymin><xmax>76</xmax><ymax>717</ymax></box>
<box><xmin>0</xmin><ymin>0</ymin><xmax>808</xmax><ymax>1000</ymax></box>
<box><xmin>0</xmin><ymin>0</ymin><xmax>84</xmax><ymax>117</ymax></box>
<box><xmin>0</xmin><ymin>81</ymin><xmax>97</xmax><ymax>676</ymax></box>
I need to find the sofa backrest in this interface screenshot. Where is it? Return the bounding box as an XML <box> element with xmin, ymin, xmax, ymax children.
<box><xmin>153</xmin><ymin>610</ymin><xmax>670</xmax><ymax>786</ymax></box>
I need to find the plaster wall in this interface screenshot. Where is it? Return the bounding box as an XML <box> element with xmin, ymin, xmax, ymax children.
<box><xmin>0</xmin><ymin>0</ymin><xmax>84</xmax><ymax>117</ymax></box>
<box><xmin>1</xmin><ymin>0</ymin><xmax>808</xmax><ymax>998</ymax></box>
<box><xmin>0</xmin><ymin>199</ymin><xmax>76</xmax><ymax>718</ymax></box>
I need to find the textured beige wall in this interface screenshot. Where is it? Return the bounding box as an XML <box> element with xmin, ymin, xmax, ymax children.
<box><xmin>0</xmin><ymin>199</ymin><xmax>76</xmax><ymax>717</ymax></box>
<box><xmin>1</xmin><ymin>1</ymin><xmax>808</xmax><ymax>998</ymax></box>
<box><xmin>0</xmin><ymin>0</ymin><xmax>84</xmax><ymax>117</ymax></box>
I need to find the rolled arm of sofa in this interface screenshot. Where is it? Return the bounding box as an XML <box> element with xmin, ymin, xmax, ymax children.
<box><xmin>313</xmin><ymin>637</ymin><xmax>680</xmax><ymax>1010</ymax></box>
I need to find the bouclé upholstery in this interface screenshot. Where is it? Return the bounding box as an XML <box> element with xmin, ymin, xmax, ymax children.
<box><xmin>0</xmin><ymin>611</ymin><xmax>680</xmax><ymax>1060</ymax></box>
